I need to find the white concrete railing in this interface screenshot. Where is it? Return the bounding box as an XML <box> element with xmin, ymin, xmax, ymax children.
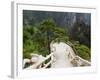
<box><xmin>25</xmin><ymin>53</ymin><xmax>54</xmax><ymax>69</ymax></box>
<box><xmin>65</xmin><ymin>45</ymin><xmax>90</xmax><ymax>66</ymax></box>
<box><xmin>67</xmin><ymin>42</ymin><xmax>91</xmax><ymax>66</ymax></box>
<box><xmin>74</xmin><ymin>56</ymin><xmax>91</xmax><ymax>66</ymax></box>
<box><xmin>24</xmin><ymin>42</ymin><xmax>91</xmax><ymax>69</ymax></box>
<box><xmin>24</xmin><ymin>53</ymin><xmax>90</xmax><ymax>69</ymax></box>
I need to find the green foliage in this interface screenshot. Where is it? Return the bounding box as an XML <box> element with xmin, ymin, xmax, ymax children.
<box><xmin>23</xmin><ymin>11</ymin><xmax>91</xmax><ymax>66</ymax></box>
<box><xmin>23</xmin><ymin>18</ymin><xmax>90</xmax><ymax>62</ymax></box>
<box><xmin>76</xmin><ymin>45</ymin><xmax>90</xmax><ymax>61</ymax></box>
<box><xmin>53</xmin><ymin>27</ymin><xmax>69</xmax><ymax>43</ymax></box>
<box><xmin>71</xmin><ymin>41</ymin><xmax>91</xmax><ymax>61</ymax></box>
<box><xmin>23</xmin><ymin>19</ymin><xmax>69</xmax><ymax>58</ymax></box>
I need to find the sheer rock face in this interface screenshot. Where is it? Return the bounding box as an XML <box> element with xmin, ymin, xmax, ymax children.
<box><xmin>23</xmin><ymin>10</ymin><xmax>91</xmax><ymax>28</ymax></box>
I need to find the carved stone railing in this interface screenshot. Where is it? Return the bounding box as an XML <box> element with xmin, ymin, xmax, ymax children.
<box><xmin>25</xmin><ymin>53</ymin><xmax>54</xmax><ymax>69</ymax></box>
<box><xmin>24</xmin><ymin>42</ymin><xmax>91</xmax><ymax>69</ymax></box>
<box><xmin>74</xmin><ymin>56</ymin><xmax>91</xmax><ymax>66</ymax></box>
<box><xmin>67</xmin><ymin>41</ymin><xmax>91</xmax><ymax>66</ymax></box>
